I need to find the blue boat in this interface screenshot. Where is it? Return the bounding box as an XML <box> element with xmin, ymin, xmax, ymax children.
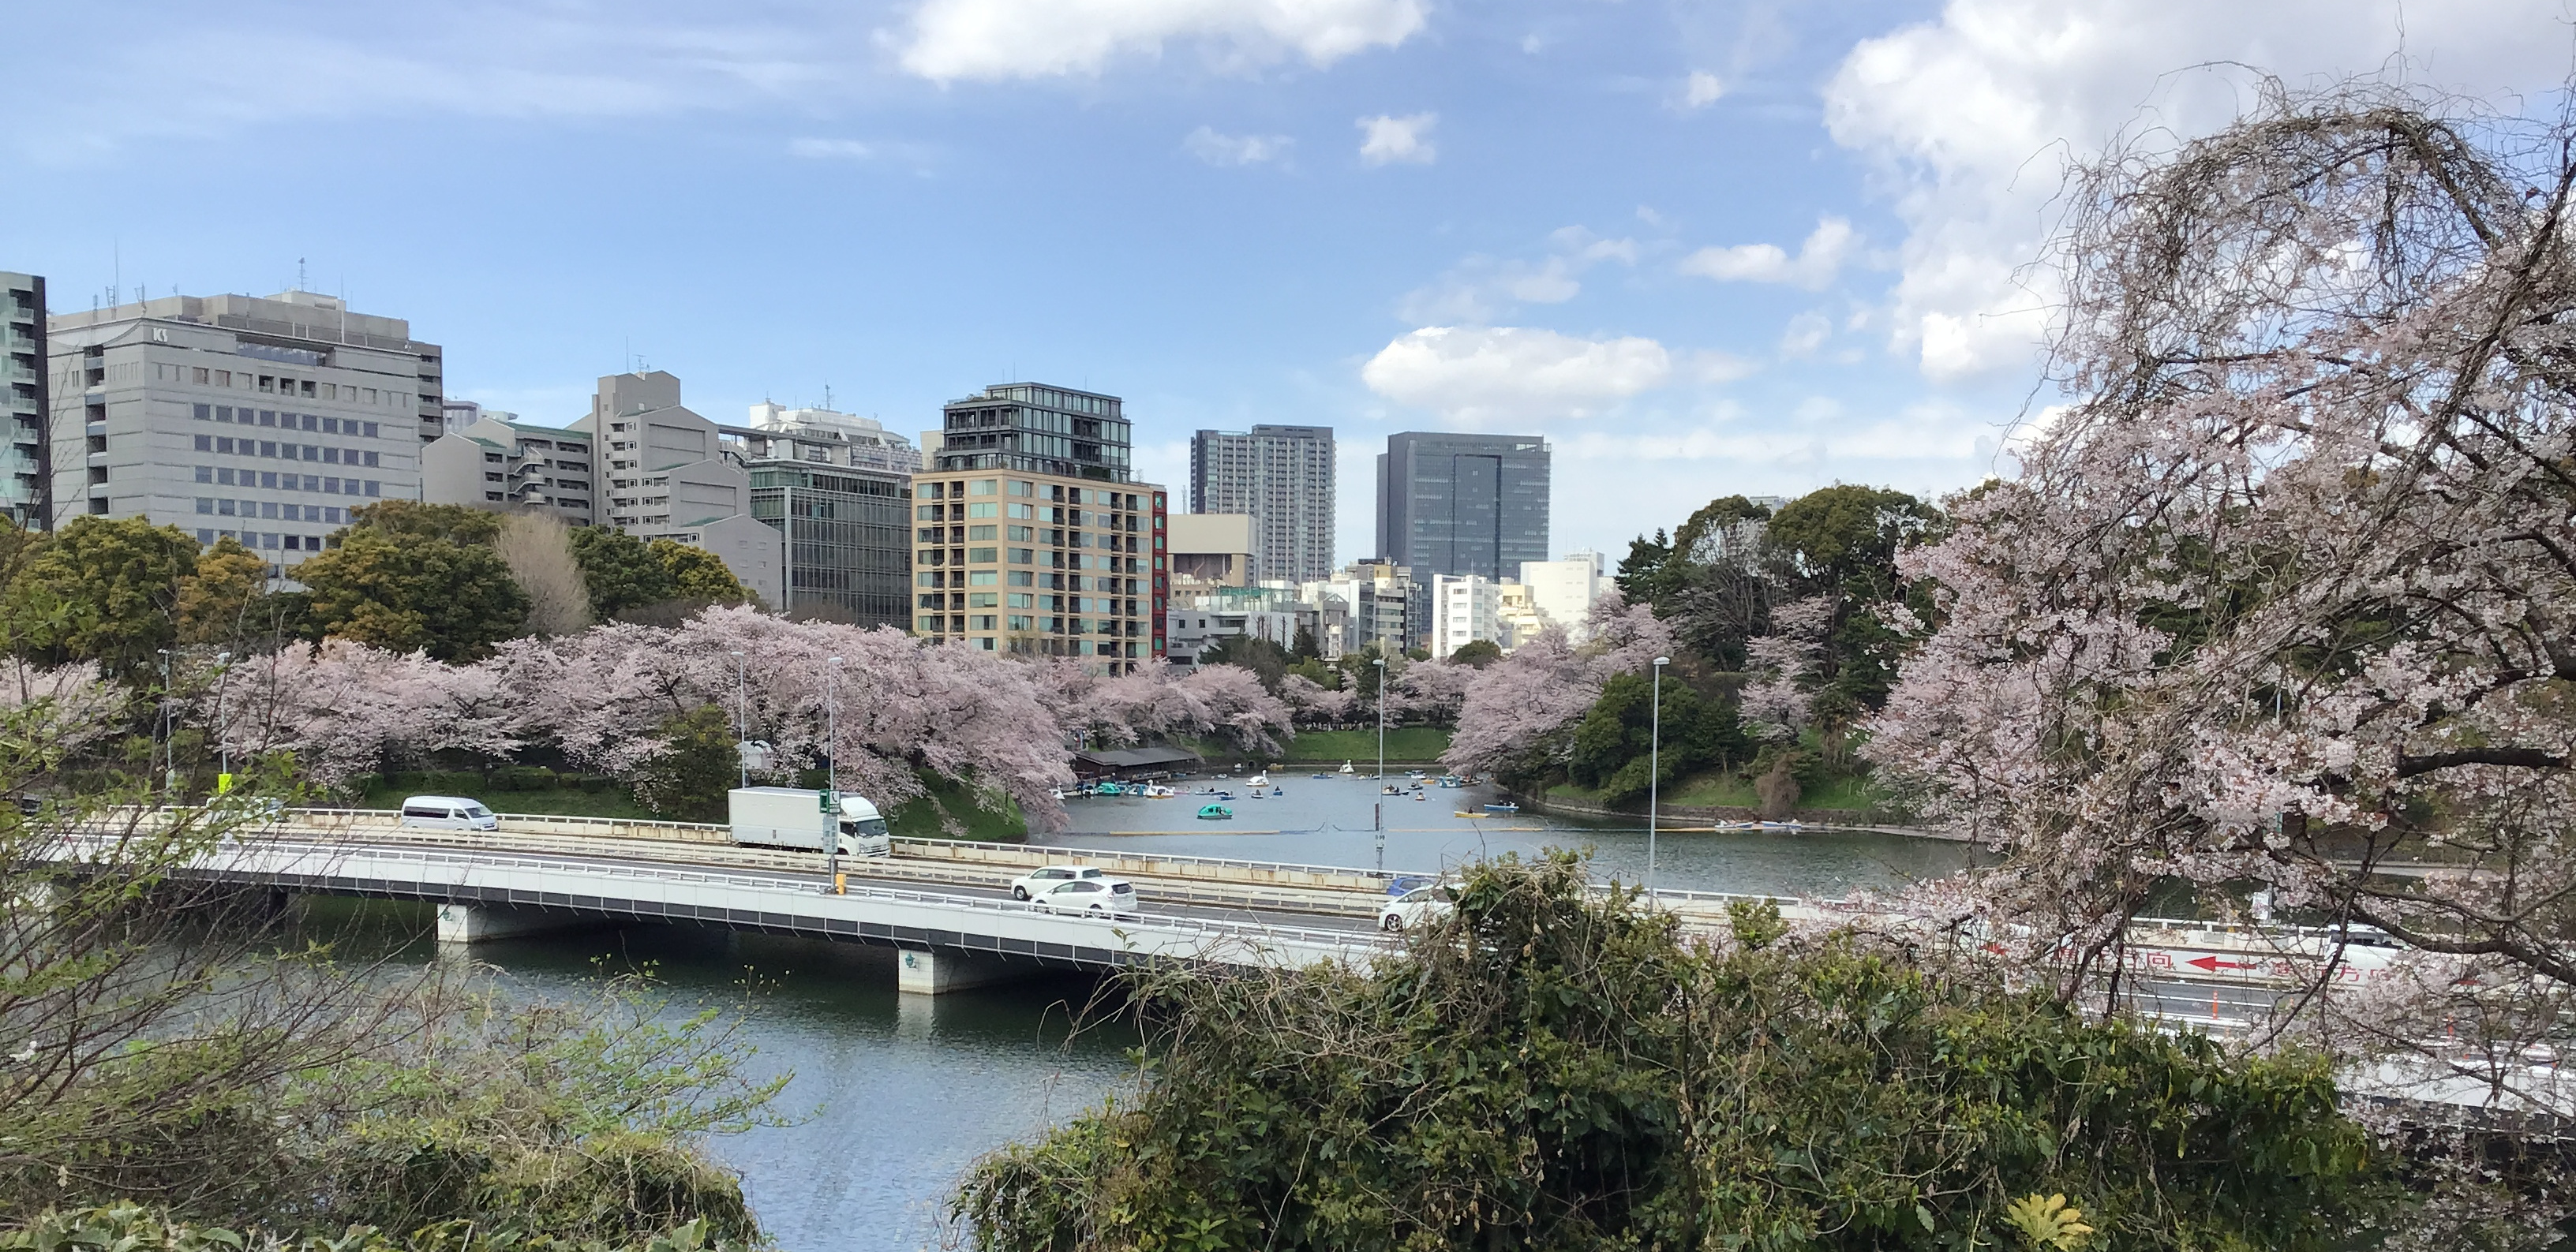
<box><xmin>1482</xmin><ymin>802</ymin><xmax>1520</xmax><ymax>813</ymax></box>
<box><xmin>1197</xmin><ymin>804</ymin><xmax>1233</xmax><ymax>820</ymax></box>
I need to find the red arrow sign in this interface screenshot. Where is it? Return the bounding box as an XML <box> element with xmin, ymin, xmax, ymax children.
<box><xmin>2186</xmin><ymin>955</ymin><xmax>2262</xmax><ymax>972</ymax></box>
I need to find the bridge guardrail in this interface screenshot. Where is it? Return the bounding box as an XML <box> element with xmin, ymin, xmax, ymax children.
<box><xmin>218</xmin><ymin>837</ymin><xmax>1386</xmax><ymax>954</ymax></box>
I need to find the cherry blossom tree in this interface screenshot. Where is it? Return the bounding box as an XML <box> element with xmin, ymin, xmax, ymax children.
<box><xmin>1739</xmin><ymin>595</ymin><xmax>1833</xmax><ymax>741</ymax></box>
<box><xmin>212</xmin><ymin>641</ymin><xmax>519</xmax><ymax>788</ymax></box>
<box><xmin>1279</xmin><ymin>673</ymin><xmax>1357</xmax><ymax>724</ymax></box>
<box><xmin>1442</xmin><ymin>593</ymin><xmax>1676</xmax><ymax>783</ymax></box>
<box><xmin>1866</xmin><ymin>81</ymin><xmax>2576</xmax><ymax>1097</ymax></box>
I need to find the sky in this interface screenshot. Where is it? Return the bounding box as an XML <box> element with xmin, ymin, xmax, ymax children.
<box><xmin>6</xmin><ymin>0</ymin><xmax>2574</xmax><ymax>564</ymax></box>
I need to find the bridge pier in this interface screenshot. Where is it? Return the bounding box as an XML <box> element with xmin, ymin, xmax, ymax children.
<box><xmin>897</xmin><ymin>947</ymin><xmax>1032</xmax><ymax>995</ymax></box>
<box><xmin>435</xmin><ymin>903</ymin><xmax>593</xmax><ymax>945</ymax></box>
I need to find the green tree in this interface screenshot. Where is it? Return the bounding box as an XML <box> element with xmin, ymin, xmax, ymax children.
<box><xmin>346</xmin><ymin>499</ymin><xmax>505</xmax><ymax>546</ymax></box>
<box><xmin>175</xmin><ymin>537</ymin><xmax>278</xmax><ymax>648</ymax></box>
<box><xmin>958</xmin><ymin>855</ymin><xmax>2390</xmax><ymax>1251</ymax></box>
<box><xmin>647</xmin><ymin>538</ymin><xmax>751</xmax><ymax>604</ymax></box>
<box><xmin>0</xmin><ymin>515</ymin><xmax>199</xmax><ymax>680</ymax></box>
<box><xmin>1765</xmin><ymin>484</ymin><xmax>1938</xmax><ymax>602</ymax></box>
<box><xmin>1566</xmin><ymin>668</ymin><xmax>1746</xmax><ymax>806</ymax></box>
<box><xmin>1196</xmin><ymin>633</ymin><xmax>1292</xmax><ymax>693</ymax></box>
<box><xmin>1446</xmin><ymin>639</ymin><xmax>1502</xmax><ymax>667</ymax></box>
<box><xmin>1290</xmin><ymin>624</ymin><xmax>1320</xmax><ymax>662</ymax></box>
<box><xmin>569</xmin><ymin>527</ymin><xmax>678</xmax><ymax>619</ymax></box>
<box><xmin>1613</xmin><ymin>527</ymin><xmax>1679</xmax><ymax>607</ymax></box>
<box><xmin>297</xmin><ymin>528</ymin><xmax>530</xmax><ymax>661</ymax></box>
<box><xmin>629</xmin><ymin>704</ymin><xmax>738</xmax><ymax>820</ymax></box>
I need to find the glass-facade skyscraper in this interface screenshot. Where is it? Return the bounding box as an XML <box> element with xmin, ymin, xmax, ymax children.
<box><xmin>1374</xmin><ymin>432</ymin><xmax>1550</xmax><ymax>581</ymax></box>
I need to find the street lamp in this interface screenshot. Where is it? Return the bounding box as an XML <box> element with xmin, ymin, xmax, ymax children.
<box><xmin>1647</xmin><ymin>656</ymin><xmax>1669</xmax><ymax>898</ymax></box>
<box><xmin>155</xmin><ymin>648</ymin><xmax>174</xmax><ymax>793</ymax></box>
<box><xmin>728</xmin><ymin>650</ymin><xmax>748</xmax><ymax>790</ymax></box>
<box><xmin>824</xmin><ymin>655</ymin><xmax>845</xmax><ymax>889</ymax></box>
<box><xmin>1372</xmin><ymin>656</ymin><xmax>1387</xmax><ymax>784</ymax></box>
<box><xmin>212</xmin><ymin>652</ymin><xmax>234</xmax><ymax>790</ymax></box>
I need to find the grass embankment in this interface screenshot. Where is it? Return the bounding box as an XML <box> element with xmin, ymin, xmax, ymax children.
<box><xmin>886</xmin><ymin>771</ymin><xmax>1028</xmax><ymax>841</ymax></box>
<box><xmin>357</xmin><ymin>772</ymin><xmax>662</xmax><ymax>820</ymax></box>
<box><xmin>1274</xmin><ymin>727</ymin><xmax>1454</xmax><ymax>763</ymax></box>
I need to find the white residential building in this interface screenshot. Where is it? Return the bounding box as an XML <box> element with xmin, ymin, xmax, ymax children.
<box><xmin>1520</xmin><ymin>549</ymin><xmax>1606</xmax><ymax>642</ymax></box>
<box><xmin>1429</xmin><ymin>574</ymin><xmax>1506</xmax><ymax>658</ymax></box>
<box><xmin>738</xmin><ymin>400</ymin><xmax>921</xmax><ymax>474</ymax></box>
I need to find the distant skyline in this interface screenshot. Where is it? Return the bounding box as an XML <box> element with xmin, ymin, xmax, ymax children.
<box><xmin>6</xmin><ymin>0</ymin><xmax>2570</xmax><ymax>560</ymax></box>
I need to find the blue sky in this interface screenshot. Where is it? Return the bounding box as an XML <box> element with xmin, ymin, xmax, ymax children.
<box><xmin>6</xmin><ymin>0</ymin><xmax>2570</xmax><ymax>562</ymax></box>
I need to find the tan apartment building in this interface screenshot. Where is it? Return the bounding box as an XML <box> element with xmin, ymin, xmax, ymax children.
<box><xmin>915</xmin><ymin>383</ymin><xmax>1167</xmax><ymax>672</ymax></box>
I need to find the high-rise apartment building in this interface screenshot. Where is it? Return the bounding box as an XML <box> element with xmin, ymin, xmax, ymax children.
<box><xmin>1429</xmin><ymin>574</ymin><xmax>1505</xmax><ymax>658</ymax></box>
<box><xmin>43</xmin><ymin>290</ymin><xmax>435</xmax><ymax>569</ymax></box>
<box><xmin>1188</xmin><ymin>424</ymin><xmax>1334</xmax><ymax>582</ymax></box>
<box><xmin>569</xmin><ymin>371</ymin><xmax>782</xmax><ymax>605</ymax></box>
<box><xmin>2</xmin><ymin>273</ymin><xmax>47</xmax><ymax>526</ymax></box>
<box><xmin>723</xmin><ymin>405</ymin><xmax>913</xmax><ymax>628</ymax></box>
<box><xmin>919</xmin><ymin>383</ymin><xmax>1166</xmax><ymax>671</ymax></box>
<box><xmin>1375</xmin><ymin>432</ymin><xmax>1550</xmax><ymax>581</ymax></box>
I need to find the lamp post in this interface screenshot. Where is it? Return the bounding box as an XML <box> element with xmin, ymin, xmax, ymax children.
<box><xmin>1373</xmin><ymin>656</ymin><xmax>1387</xmax><ymax>783</ymax></box>
<box><xmin>155</xmin><ymin>648</ymin><xmax>174</xmax><ymax>792</ymax></box>
<box><xmin>824</xmin><ymin>656</ymin><xmax>844</xmax><ymax>888</ymax></box>
<box><xmin>1647</xmin><ymin>656</ymin><xmax>1668</xmax><ymax>898</ymax></box>
<box><xmin>728</xmin><ymin>650</ymin><xmax>748</xmax><ymax>790</ymax></box>
<box><xmin>212</xmin><ymin>651</ymin><xmax>234</xmax><ymax>790</ymax></box>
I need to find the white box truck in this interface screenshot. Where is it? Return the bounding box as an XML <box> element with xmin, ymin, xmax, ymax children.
<box><xmin>727</xmin><ymin>787</ymin><xmax>892</xmax><ymax>858</ymax></box>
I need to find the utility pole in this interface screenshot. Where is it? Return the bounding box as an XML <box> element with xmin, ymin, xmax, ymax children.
<box><xmin>1373</xmin><ymin>656</ymin><xmax>1387</xmax><ymax>785</ymax></box>
<box><xmin>730</xmin><ymin>650</ymin><xmax>749</xmax><ymax>790</ymax></box>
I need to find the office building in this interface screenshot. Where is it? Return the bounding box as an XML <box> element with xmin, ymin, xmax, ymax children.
<box><xmin>722</xmin><ymin>406</ymin><xmax>912</xmax><ymax>628</ymax></box>
<box><xmin>43</xmin><ymin>290</ymin><xmax>435</xmax><ymax>569</ymax></box>
<box><xmin>2</xmin><ymin>273</ymin><xmax>47</xmax><ymax>526</ymax></box>
<box><xmin>743</xmin><ymin>401</ymin><xmax>920</xmax><ymax>475</ymax></box>
<box><xmin>439</xmin><ymin>398</ymin><xmax>516</xmax><ymax>435</ymax></box>
<box><xmin>422</xmin><ymin>417</ymin><xmax>597</xmax><ymax>526</ymax></box>
<box><xmin>1375</xmin><ymin>432</ymin><xmax>1550</xmax><ymax>581</ymax></box>
<box><xmin>568</xmin><ymin>371</ymin><xmax>782</xmax><ymax>605</ymax></box>
<box><xmin>1189</xmin><ymin>424</ymin><xmax>1335</xmax><ymax>582</ymax></box>
<box><xmin>1520</xmin><ymin>549</ymin><xmax>1606</xmax><ymax>641</ymax></box>
<box><xmin>919</xmin><ymin>383</ymin><xmax>1166</xmax><ymax>671</ymax></box>
<box><xmin>1167</xmin><ymin>513</ymin><xmax>1254</xmax><ymax>589</ymax></box>
<box><xmin>1429</xmin><ymin>574</ymin><xmax>1505</xmax><ymax>658</ymax></box>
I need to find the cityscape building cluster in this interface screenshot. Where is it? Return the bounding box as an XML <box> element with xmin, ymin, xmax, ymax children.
<box><xmin>6</xmin><ymin>269</ymin><xmax>1582</xmax><ymax>669</ymax></box>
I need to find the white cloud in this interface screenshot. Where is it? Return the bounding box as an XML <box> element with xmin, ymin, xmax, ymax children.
<box><xmin>1819</xmin><ymin>0</ymin><xmax>2575</xmax><ymax>379</ymax></box>
<box><xmin>1778</xmin><ymin>311</ymin><xmax>1832</xmax><ymax>357</ymax></box>
<box><xmin>1679</xmin><ymin>217</ymin><xmax>1856</xmax><ymax>290</ymax></box>
<box><xmin>1183</xmin><ymin>125</ymin><xmax>1293</xmax><ymax>166</ymax></box>
<box><xmin>899</xmin><ymin>0</ymin><xmax>1426</xmax><ymax>81</ymax></box>
<box><xmin>789</xmin><ymin>137</ymin><xmax>874</xmax><ymax>160</ymax></box>
<box><xmin>1357</xmin><ymin>112</ymin><xmax>1437</xmax><ymax>165</ymax></box>
<box><xmin>1682</xmin><ymin>70</ymin><xmax>1726</xmax><ymax>108</ymax></box>
<box><xmin>1361</xmin><ymin>326</ymin><xmax>1672</xmax><ymax>422</ymax></box>
<box><xmin>1398</xmin><ymin>226</ymin><xmax>1638</xmax><ymax>323</ymax></box>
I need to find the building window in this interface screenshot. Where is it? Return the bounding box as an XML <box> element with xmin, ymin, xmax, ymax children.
<box><xmin>968</xmin><ymin>548</ymin><xmax>997</xmax><ymax>562</ymax></box>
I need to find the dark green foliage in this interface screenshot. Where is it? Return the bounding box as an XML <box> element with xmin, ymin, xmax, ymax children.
<box><xmin>1566</xmin><ymin>669</ymin><xmax>1747</xmax><ymax>807</ymax></box>
<box><xmin>1195</xmin><ymin>634</ymin><xmax>1290</xmax><ymax>693</ymax></box>
<box><xmin>957</xmin><ymin>855</ymin><xmax>2387</xmax><ymax>1252</ymax></box>
<box><xmin>646</xmin><ymin>540</ymin><xmax>751</xmax><ymax>606</ymax></box>
<box><xmin>0</xmin><ymin>515</ymin><xmax>199</xmax><ymax>682</ymax></box>
<box><xmin>346</xmin><ymin>501</ymin><xmax>506</xmax><ymax>548</ymax></box>
<box><xmin>627</xmin><ymin>705</ymin><xmax>738</xmax><ymax>821</ymax></box>
<box><xmin>568</xmin><ymin>529</ymin><xmax>679</xmax><ymax>619</ymax></box>
<box><xmin>295</xmin><ymin>527</ymin><xmax>530</xmax><ymax>663</ymax></box>
<box><xmin>3</xmin><ymin>1204</ymin><xmax>744</xmax><ymax>1251</ymax></box>
<box><xmin>1290</xmin><ymin>625</ymin><xmax>1320</xmax><ymax>661</ymax></box>
<box><xmin>1447</xmin><ymin>639</ymin><xmax>1502</xmax><ymax>667</ymax></box>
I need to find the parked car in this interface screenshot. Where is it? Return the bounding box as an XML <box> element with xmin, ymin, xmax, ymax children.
<box><xmin>398</xmin><ymin>795</ymin><xmax>498</xmax><ymax>832</ymax></box>
<box><xmin>1380</xmin><ymin>884</ymin><xmax>1457</xmax><ymax>932</ymax></box>
<box><xmin>1028</xmin><ymin>876</ymin><xmax>1138</xmax><ymax>918</ymax></box>
<box><xmin>1011</xmin><ymin>865</ymin><xmax>1108</xmax><ymax>900</ymax></box>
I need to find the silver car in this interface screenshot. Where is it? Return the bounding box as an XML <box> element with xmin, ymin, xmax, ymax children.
<box><xmin>1380</xmin><ymin>884</ymin><xmax>1457</xmax><ymax>932</ymax></box>
<box><xmin>1029</xmin><ymin>876</ymin><xmax>1138</xmax><ymax>918</ymax></box>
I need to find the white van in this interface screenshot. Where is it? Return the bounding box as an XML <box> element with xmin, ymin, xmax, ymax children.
<box><xmin>399</xmin><ymin>795</ymin><xmax>499</xmax><ymax>831</ymax></box>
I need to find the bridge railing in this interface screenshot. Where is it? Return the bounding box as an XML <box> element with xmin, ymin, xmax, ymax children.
<box><xmin>230</xmin><ymin>837</ymin><xmax>1384</xmax><ymax>953</ymax></box>
<box><xmin>897</xmin><ymin>836</ymin><xmax>1410</xmax><ymax>891</ymax></box>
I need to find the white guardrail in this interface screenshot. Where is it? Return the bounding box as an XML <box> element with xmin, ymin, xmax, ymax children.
<box><xmin>140</xmin><ymin>835</ymin><xmax>1387</xmax><ymax>970</ymax></box>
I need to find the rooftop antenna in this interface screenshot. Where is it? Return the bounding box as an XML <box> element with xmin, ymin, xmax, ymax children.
<box><xmin>297</xmin><ymin>257</ymin><xmax>306</xmax><ymax>292</ymax></box>
<box><xmin>823</xmin><ymin>383</ymin><xmax>834</xmax><ymax>411</ymax></box>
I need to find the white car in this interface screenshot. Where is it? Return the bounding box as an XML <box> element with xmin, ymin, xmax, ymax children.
<box><xmin>1028</xmin><ymin>876</ymin><xmax>1138</xmax><ymax>918</ymax></box>
<box><xmin>1380</xmin><ymin>884</ymin><xmax>1457</xmax><ymax>932</ymax></box>
<box><xmin>1010</xmin><ymin>865</ymin><xmax>1107</xmax><ymax>900</ymax></box>
<box><xmin>399</xmin><ymin>795</ymin><xmax>497</xmax><ymax>832</ymax></box>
